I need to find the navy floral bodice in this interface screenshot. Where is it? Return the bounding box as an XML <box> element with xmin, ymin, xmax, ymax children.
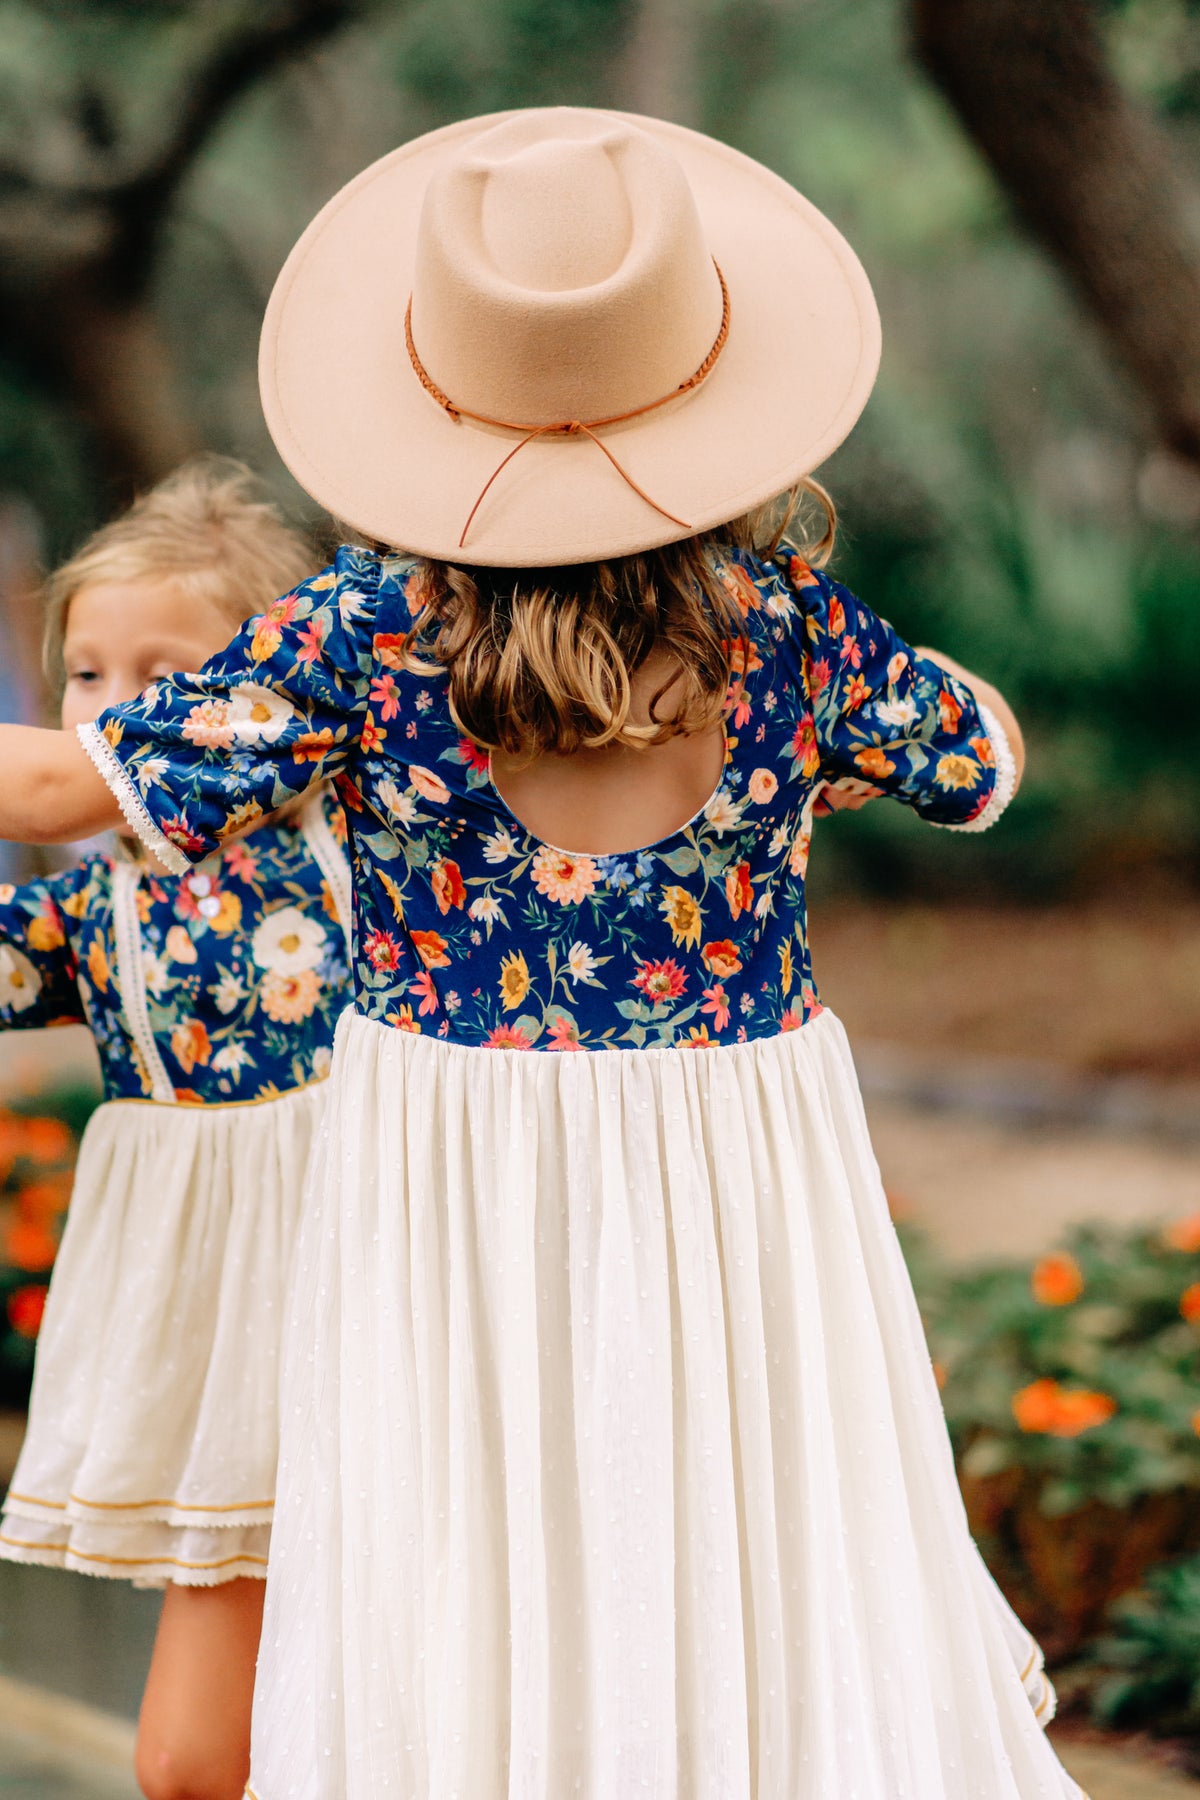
<box><xmin>0</xmin><ymin>792</ymin><xmax>352</xmax><ymax>1101</ymax></box>
<box><xmin>86</xmin><ymin>544</ymin><xmax>1012</xmax><ymax>1052</ymax></box>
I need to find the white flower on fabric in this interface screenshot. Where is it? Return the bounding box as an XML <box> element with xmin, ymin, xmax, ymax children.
<box><xmin>0</xmin><ymin>946</ymin><xmax>41</xmax><ymax>1013</ymax></box>
<box><xmin>212</xmin><ymin>971</ymin><xmax>246</xmax><ymax>1015</ymax></box>
<box><xmin>251</xmin><ymin>906</ymin><xmax>327</xmax><ymax>974</ymax></box>
<box><xmin>229</xmin><ymin>685</ymin><xmax>295</xmax><ymax>744</ymax></box>
<box><xmin>753</xmin><ymin>889</ymin><xmax>775</xmax><ymax>919</ymax></box>
<box><xmin>212</xmin><ymin>1042</ymin><xmax>254</xmax><ymax>1075</ymax></box>
<box><xmin>703</xmin><ymin>792</ymin><xmax>745</xmax><ymax>835</ymax></box>
<box><xmin>338</xmin><ymin>587</ymin><xmax>369</xmax><ymax>626</ymax></box>
<box><xmin>142</xmin><ymin>954</ymin><xmax>170</xmax><ymax>998</ymax></box>
<box><xmin>875</xmin><ymin>695</ymin><xmax>919</xmax><ymax>729</ymax></box>
<box><xmin>377</xmin><ymin>780</ymin><xmax>419</xmax><ymax>826</ymax></box>
<box><xmin>469</xmin><ymin>895</ymin><xmax>505</xmax><ymax>927</ymax></box>
<box><xmin>565</xmin><ymin>942</ymin><xmax>597</xmax><ymax>983</ymax></box>
<box><xmin>136</xmin><ymin>756</ymin><xmax>171</xmax><ymax>792</ymax></box>
<box><xmin>768</xmin><ymin>825</ymin><xmax>790</xmax><ymax>860</ymax></box>
<box><xmin>482</xmin><ymin>828</ymin><xmax>518</xmax><ymax>865</ymax></box>
<box><xmin>311</xmin><ymin>1045</ymin><xmax>333</xmax><ymax>1079</ymax></box>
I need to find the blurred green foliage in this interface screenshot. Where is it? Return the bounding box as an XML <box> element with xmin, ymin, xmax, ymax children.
<box><xmin>0</xmin><ymin>0</ymin><xmax>1197</xmax><ymax>893</ymax></box>
<box><xmin>1092</xmin><ymin>1551</ymin><xmax>1200</xmax><ymax>1745</ymax></box>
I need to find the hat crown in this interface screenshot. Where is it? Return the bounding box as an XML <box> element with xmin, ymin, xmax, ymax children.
<box><xmin>409</xmin><ymin>109</ymin><xmax>724</xmax><ymax>423</ymax></box>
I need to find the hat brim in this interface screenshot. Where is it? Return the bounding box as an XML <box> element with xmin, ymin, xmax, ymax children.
<box><xmin>259</xmin><ymin>108</ymin><xmax>880</xmax><ymax>568</ymax></box>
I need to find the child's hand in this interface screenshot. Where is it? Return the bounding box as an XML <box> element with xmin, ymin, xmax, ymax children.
<box><xmin>813</xmin><ymin>777</ymin><xmax>884</xmax><ymax>817</ymax></box>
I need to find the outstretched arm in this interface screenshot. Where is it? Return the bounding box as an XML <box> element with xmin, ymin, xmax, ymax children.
<box><xmin>915</xmin><ymin>647</ymin><xmax>1026</xmax><ymax>787</ymax></box>
<box><xmin>0</xmin><ymin>725</ymin><xmax>123</xmax><ymax>844</ymax></box>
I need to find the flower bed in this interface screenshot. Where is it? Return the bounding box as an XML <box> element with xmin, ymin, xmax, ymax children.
<box><xmin>0</xmin><ymin>1088</ymin><xmax>94</xmax><ymax>1408</ymax></box>
<box><xmin>902</xmin><ymin>1208</ymin><xmax>1200</xmax><ymax>1717</ymax></box>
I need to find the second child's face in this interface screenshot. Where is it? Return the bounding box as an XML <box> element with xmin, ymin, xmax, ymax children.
<box><xmin>60</xmin><ymin>579</ymin><xmax>234</xmax><ymax>731</ymax></box>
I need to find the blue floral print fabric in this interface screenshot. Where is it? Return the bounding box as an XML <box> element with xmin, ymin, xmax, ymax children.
<box><xmin>0</xmin><ymin>795</ymin><xmax>350</xmax><ymax>1101</ymax></box>
<box><xmin>90</xmin><ymin>545</ymin><xmax>1007</xmax><ymax>1052</ymax></box>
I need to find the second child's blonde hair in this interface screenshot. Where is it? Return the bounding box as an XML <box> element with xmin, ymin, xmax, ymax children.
<box><xmin>44</xmin><ymin>458</ymin><xmax>317</xmax><ymax>687</ymax></box>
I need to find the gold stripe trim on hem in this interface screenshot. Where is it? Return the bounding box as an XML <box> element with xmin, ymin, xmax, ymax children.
<box><xmin>0</xmin><ymin>1531</ymin><xmax>268</xmax><ymax>1571</ymax></box>
<box><xmin>7</xmin><ymin>1488</ymin><xmax>273</xmax><ymax>1514</ymax></box>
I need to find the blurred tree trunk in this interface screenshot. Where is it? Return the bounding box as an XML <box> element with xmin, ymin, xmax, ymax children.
<box><xmin>617</xmin><ymin>0</ymin><xmax>703</xmax><ymax>124</ymax></box>
<box><xmin>911</xmin><ymin>0</ymin><xmax>1200</xmax><ymax>467</ymax></box>
<box><xmin>0</xmin><ymin>0</ymin><xmax>357</xmax><ymax>500</ymax></box>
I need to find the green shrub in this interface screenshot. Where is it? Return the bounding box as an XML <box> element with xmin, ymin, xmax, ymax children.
<box><xmin>901</xmin><ymin>1213</ymin><xmax>1200</xmax><ymax>1655</ymax></box>
<box><xmin>1091</xmin><ymin>1552</ymin><xmax>1200</xmax><ymax>1743</ymax></box>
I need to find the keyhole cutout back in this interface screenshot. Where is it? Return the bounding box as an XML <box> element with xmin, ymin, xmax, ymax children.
<box><xmin>489</xmin><ymin>720</ymin><xmax>728</xmax><ymax>859</ymax></box>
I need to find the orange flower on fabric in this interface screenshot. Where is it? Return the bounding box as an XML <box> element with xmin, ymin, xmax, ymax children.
<box><xmin>530</xmin><ymin>847</ymin><xmax>598</xmax><ymax>906</ymax></box>
<box><xmin>1012</xmin><ymin>1378</ymin><xmax>1116</xmax><ymax>1437</ymax></box>
<box><xmin>292</xmin><ymin>729</ymin><xmax>336</xmax><ymax>764</ymax></box>
<box><xmin>372</xmin><ymin>632</ymin><xmax>407</xmax><ymax>669</ymax></box>
<box><xmin>26</xmin><ymin>906</ymin><xmax>65</xmax><ymax>953</ymax></box>
<box><xmin>171</xmin><ymin>1019</ymin><xmax>212</xmax><ymax>1073</ymax></box>
<box><xmin>261</xmin><ymin>970</ymin><xmax>320</xmax><ymax>1024</ymax></box>
<box><xmin>702</xmin><ymin>940</ymin><xmax>742</xmax><ymax>978</ymax></box>
<box><xmin>1164</xmin><ymin>1212</ymin><xmax>1200</xmax><ymax>1253</ymax></box>
<box><xmin>409</xmin><ymin>765</ymin><xmax>451</xmax><ymax>805</ymax></box>
<box><xmin>1180</xmin><ymin>1282</ymin><xmax>1200</xmax><ymax>1324</ymax></box>
<box><xmin>86</xmin><ymin>936</ymin><xmax>110</xmax><ymax>994</ymax></box>
<box><xmin>431</xmin><ymin>859</ymin><xmax>467</xmax><ymax>914</ymax></box>
<box><xmin>7</xmin><ymin>1283</ymin><xmax>46</xmax><ymax>1337</ymax></box>
<box><xmin>725</xmin><ymin>862</ymin><xmax>753</xmax><ymax>920</ymax></box>
<box><xmin>409</xmin><ymin>930</ymin><xmax>451</xmax><ymax>969</ymax></box>
<box><xmin>1031</xmin><ymin>1253</ymin><xmax>1084</xmax><ymax>1307</ymax></box>
<box><xmin>854</xmin><ymin>746</ymin><xmax>895</xmax><ymax>781</ymax></box>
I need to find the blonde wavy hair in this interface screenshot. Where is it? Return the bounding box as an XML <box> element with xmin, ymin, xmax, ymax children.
<box><xmin>397</xmin><ymin>478</ymin><xmax>836</xmax><ymax>758</ymax></box>
<box><xmin>44</xmin><ymin>457</ymin><xmax>317</xmax><ymax>690</ymax></box>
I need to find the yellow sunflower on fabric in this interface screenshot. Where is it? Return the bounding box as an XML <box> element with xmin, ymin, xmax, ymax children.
<box><xmin>660</xmin><ymin>885</ymin><xmax>702</xmax><ymax>949</ymax></box>
<box><xmin>499</xmin><ymin>949</ymin><xmax>531</xmax><ymax>1011</ymax></box>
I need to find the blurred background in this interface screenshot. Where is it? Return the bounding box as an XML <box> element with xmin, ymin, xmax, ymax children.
<box><xmin>0</xmin><ymin>1</ymin><xmax>1196</xmax><ymax>1795</ymax></box>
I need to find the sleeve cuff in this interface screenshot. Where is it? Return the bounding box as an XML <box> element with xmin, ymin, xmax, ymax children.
<box><xmin>929</xmin><ymin>701</ymin><xmax>1018</xmax><ymax>834</ymax></box>
<box><xmin>77</xmin><ymin>722</ymin><xmax>191</xmax><ymax>874</ymax></box>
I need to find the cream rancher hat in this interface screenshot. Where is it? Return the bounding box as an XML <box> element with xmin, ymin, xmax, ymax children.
<box><xmin>259</xmin><ymin>106</ymin><xmax>880</xmax><ymax>568</ymax></box>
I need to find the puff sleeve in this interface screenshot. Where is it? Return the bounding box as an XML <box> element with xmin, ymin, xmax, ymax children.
<box><xmin>784</xmin><ymin>558</ymin><xmax>1017</xmax><ymax>830</ymax></box>
<box><xmin>79</xmin><ymin>546</ymin><xmax>387</xmax><ymax>873</ymax></box>
<box><xmin>0</xmin><ymin>868</ymin><xmax>87</xmax><ymax>1030</ymax></box>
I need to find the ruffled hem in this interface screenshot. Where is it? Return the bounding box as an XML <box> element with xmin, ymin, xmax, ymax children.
<box><xmin>0</xmin><ymin>1515</ymin><xmax>268</xmax><ymax>1588</ymax></box>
